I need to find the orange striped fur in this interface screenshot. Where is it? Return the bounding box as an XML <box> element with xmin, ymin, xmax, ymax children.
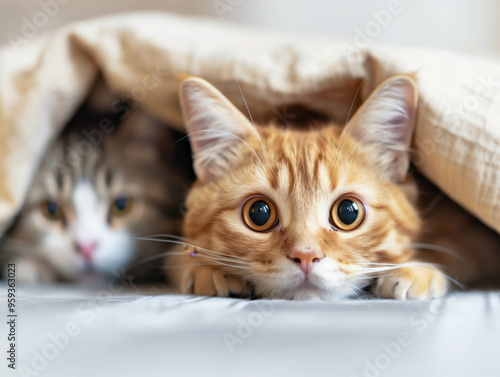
<box><xmin>166</xmin><ymin>76</ymin><xmax>500</xmax><ymax>300</ymax></box>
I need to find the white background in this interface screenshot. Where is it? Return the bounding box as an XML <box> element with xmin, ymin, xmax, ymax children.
<box><xmin>0</xmin><ymin>0</ymin><xmax>499</xmax><ymax>56</ymax></box>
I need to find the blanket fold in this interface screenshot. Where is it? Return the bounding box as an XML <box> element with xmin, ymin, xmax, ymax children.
<box><xmin>1</xmin><ymin>12</ymin><xmax>499</xmax><ymax>234</ymax></box>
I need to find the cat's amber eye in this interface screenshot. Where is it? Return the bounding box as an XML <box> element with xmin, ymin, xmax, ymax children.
<box><xmin>242</xmin><ymin>197</ymin><xmax>278</xmax><ymax>232</ymax></box>
<box><xmin>109</xmin><ymin>197</ymin><xmax>134</xmax><ymax>217</ymax></box>
<box><xmin>330</xmin><ymin>196</ymin><xmax>365</xmax><ymax>231</ymax></box>
<box><xmin>40</xmin><ymin>200</ymin><xmax>65</xmax><ymax>221</ymax></box>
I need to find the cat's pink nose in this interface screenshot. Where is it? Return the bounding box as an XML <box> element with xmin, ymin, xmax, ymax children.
<box><xmin>288</xmin><ymin>249</ymin><xmax>324</xmax><ymax>275</ymax></box>
<box><xmin>77</xmin><ymin>242</ymin><xmax>98</xmax><ymax>261</ymax></box>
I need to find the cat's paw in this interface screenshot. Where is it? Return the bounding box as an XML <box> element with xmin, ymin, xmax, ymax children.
<box><xmin>374</xmin><ymin>264</ymin><xmax>447</xmax><ymax>300</ymax></box>
<box><xmin>181</xmin><ymin>265</ymin><xmax>248</xmax><ymax>297</ymax></box>
<box><xmin>12</xmin><ymin>259</ymin><xmax>56</xmax><ymax>283</ymax></box>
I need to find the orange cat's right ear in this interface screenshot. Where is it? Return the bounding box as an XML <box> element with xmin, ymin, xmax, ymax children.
<box><xmin>346</xmin><ymin>75</ymin><xmax>418</xmax><ymax>182</ymax></box>
<box><xmin>179</xmin><ymin>78</ymin><xmax>257</xmax><ymax>183</ymax></box>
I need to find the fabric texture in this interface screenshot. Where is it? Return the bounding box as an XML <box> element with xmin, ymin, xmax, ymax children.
<box><xmin>0</xmin><ymin>12</ymin><xmax>499</xmax><ymax>234</ymax></box>
<box><xmin>1</xmin><ymin>285</ymin><xmax>499</xmax><ymax>377</ymax></box>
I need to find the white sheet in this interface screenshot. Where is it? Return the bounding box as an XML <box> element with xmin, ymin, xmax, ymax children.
<box><xmin>1</xmin><ymin>285</ymin><xmax>499</xmax><ymax>377</ymax></box>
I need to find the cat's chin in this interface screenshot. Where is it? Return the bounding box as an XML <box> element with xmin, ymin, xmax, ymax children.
<box><xmin>266</xmin><ymin>280</ymin><xmax>356</xmax><ymax>301</ymax></box>
<box><xmin>285</xmin><ymin>287</ymin><xmax>353</xmax><ymax>301</ymax></box>
<box><xmin>252</xmin><ymin>271</ymin><xmax>365</xmax><ymax>300</ymax></box>
<box><xmin>286</xmin><ymin>288</ymin><xmax>326</xmax><ymax>301</ymax></box>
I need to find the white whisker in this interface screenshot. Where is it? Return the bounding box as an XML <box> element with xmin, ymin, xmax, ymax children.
<box><xmin>134</xmin><ymin>237</ymin><xmax>255</xmax><ymax>262</ymax></box>
<box><xmin>337</xmin><ymin>81</ymin><xmax>364</xmax><ymax>163</ymax></box>
<box><xmin>233</xmin><ymin>75</ymin><xmax>271</xmax><ymax>168</ymax></box>
<box><xmin>176</xmin><ymin>129</ymin><xmax>266</xmax><ymax>172</ymax></box>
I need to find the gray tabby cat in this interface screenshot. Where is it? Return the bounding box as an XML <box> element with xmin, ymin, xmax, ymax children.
<box><xmin>0</xmin><ymin>81</ymin><xmax>192</xmax><ymax>283</ymax></box>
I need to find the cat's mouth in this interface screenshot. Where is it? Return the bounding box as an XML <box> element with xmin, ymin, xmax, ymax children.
<box><xmin>84</xmin><ymin>261</ymin><xmax>95</xmax><ymax>274</ymax></box>
<box><xmin>278</xmin><ymin>270</ymin><xmax>357</xmax><ymax>300</ymax></box>
<box><xmin>285</xmin><ymin>283</ymin><xmax>326</xmax><ymax>300</ymax></box>
<box><xmin>284</xmin><ymin>280</ymin><xmax>354</xmax><ymax>300</ymax></box>
<box><xmin>286</xmin><ymin>274</ymin><xmax>329</xmax><ymax>297</ymax></box>
<box><xmin>297</xmin><ymin>280</ymin><xmax>321</xmax><ymax>291</ymax></box>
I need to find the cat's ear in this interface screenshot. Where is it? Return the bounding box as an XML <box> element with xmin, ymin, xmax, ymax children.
<box><xmin>179</xmin><ymin>77</ymin><xmax>258</xmax><ymax>182</ymax></box>
<box><xmin>346</xmin><ymin>76</ymin><xmax>418</xmax><ymax>182</ymax></box>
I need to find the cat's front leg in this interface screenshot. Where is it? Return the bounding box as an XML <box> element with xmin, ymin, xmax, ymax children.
<box><xmin>166</xmin><ymin>250</ymin><xmax>249</xmax><ymax>297</ymax></box>
<box><xmin>373</xmin><ymin>262</ymin><xmax>448</xmax><ymax>300</ymax></box>
<box><xmin>8</xmin><ymin>258</ymin><xmax>57</xmax><ymax>283</ymax></box>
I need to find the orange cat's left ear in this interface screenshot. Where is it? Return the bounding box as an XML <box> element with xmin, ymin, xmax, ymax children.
<box><xmin>179</xmin><ymin>77</ymin><xmax>258</xmax><ymax>183</ymax></box>
<box><xmin>346</xmin><ymin>76</ymin><xmax>418</xmax><ymax>182</ymax></box>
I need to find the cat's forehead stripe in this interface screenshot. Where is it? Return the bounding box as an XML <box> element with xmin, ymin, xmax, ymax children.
<box><xmin>262</xmin><ymin>128</ymin><xmax>340</xmax><ymax>195</ymax></box>
<box><xmin>268</xmin><ymin>165</ymin><xmax>279</xmax><ymax>190</ymax></box>
<box><xmin>317</xmin><ymin>162</ymin><xmax>332</xmax><ymax>192</ymax></box>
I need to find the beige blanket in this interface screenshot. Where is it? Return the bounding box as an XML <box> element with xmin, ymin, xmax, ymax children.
<box><xmin>0</xmin><ymin>12</ymin><xmax>499</xmax><ymax>234</ymax></box>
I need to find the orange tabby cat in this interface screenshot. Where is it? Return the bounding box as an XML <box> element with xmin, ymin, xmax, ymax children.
<box><xmin>165</xmin><ymin>76</ymin><xmax>500</xmax><ymax>300</ymax></box>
